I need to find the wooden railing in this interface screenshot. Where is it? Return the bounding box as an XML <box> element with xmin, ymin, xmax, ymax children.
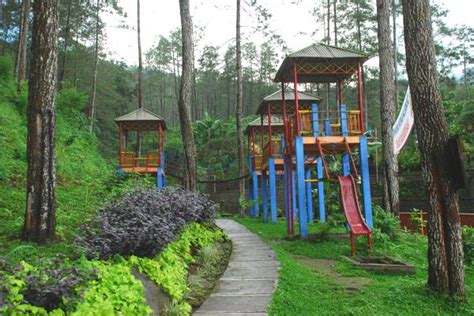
<box><xmin>348</xmin><ymin>110</ymin><xmax>361</xmax><ymax>135</ymax></box>
<box><xmin>120</xmin><ymin>151</ymin><xmax>161</xmax><ymax>168</ymax></box>
<box><xmin>253</xmin><ymin>154</ymin><xmax>263</xmax><ymax>171</ymax></box>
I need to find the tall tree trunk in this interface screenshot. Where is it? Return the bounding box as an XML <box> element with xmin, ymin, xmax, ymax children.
<box><xmin>89</xmin><ymin>0</ymin><xmax>100</xmax><ymax>133</ymax></box>
<box><xmin>15</xmin><ymin>0</ymin><xmax>30</xmax><ymax>86</ymax></box>
<box><xmin>178</xmin><ymin>0</ymin><xmax>198</xmax><ymax>191</ymax></box>
<box><xmin>58</xmin><ymin>0</ymin><xmax>72</xmax><ymax>86</ymax></box>
<box><xmin>326</xmin><ymin>0</ymin><xmax>331</xmax><ymax>44</ymax></box>
<box><xmin>236</xmin><ymin>0</ymin><xmax>245</xmax><ymax>216</ymax></box>
<box><xmin>22</xmin><ymin>0</ymin><xmax>59</xmax><ymax>244</ymax></box>
<box><xmin>333</xmin><ymin>0</ymin><xmax>337</xmax><ymax>46</ymax></box>
<box><xmin>137</xmin><ymin>0</ymin><xmax>144</xmax><ymax>109</ymax></box>
<box><xmin>136</xmin><ymin>0</ymin><xmax>144</xmax><ymax>156</ymax></box>
<box><xmin>391</xmin><ymin>0</ymin><xmax>398</xmax><ymax>101</ymax></box>
<box><xmin>73</xmin><ymin>32</ymin><xmax>79</xmax><ymax>88</ymax></box>
<box><xmin>376</xmin><ymin>0</ymin><xmax>399</xmax><ymax>214</ymax></box>
<box><xmin>402</xmin><ymin>0</ymin><xmax>465</xmax><ymax>299</ymax></box>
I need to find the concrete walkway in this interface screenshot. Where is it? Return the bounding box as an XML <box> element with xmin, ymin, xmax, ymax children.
<box><xmin>195</xmin><ymin>219</ymin><xmax>279</xmax><ymax>316</ymax></box>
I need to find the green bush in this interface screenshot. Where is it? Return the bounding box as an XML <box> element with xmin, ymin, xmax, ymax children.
<box><xmin>462</xmin><ymin>226</ymin><xmax>474</xmax><ymax>265</ymax></box>
<box><xmin>372</xmin><ymin>205</ymin><xmax>401</xmax><ymax>239</ymax></box>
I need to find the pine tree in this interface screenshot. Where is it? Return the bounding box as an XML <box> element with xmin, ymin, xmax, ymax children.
<box><xmin>402</xmin><ymin>0</ymin><xmax>465</xmax><ymax>299</ymax></box>
<box><xmin>23</xmin><ymin>0</ymin><xmax>59</xmax><ymax>244</ymax></box>
<box><xmin>178</xmin><ymin>0</ymin><xmax>198</xmax><ymax>191</ymax></box>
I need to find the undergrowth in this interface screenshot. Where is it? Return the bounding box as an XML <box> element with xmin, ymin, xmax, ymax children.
<box><xmin>236</xmin><ymin>215</ymin><xmax>474</xmax><ymax>315</ymax></box>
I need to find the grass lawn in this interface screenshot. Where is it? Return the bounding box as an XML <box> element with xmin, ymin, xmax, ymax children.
<box><xmin>235</xmin><ymin>217</ymin><xmax>474</xmax><ymax>315</ymax></box>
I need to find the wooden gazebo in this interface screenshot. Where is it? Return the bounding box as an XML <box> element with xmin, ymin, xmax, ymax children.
<box><xmin>115</xmin><ymin>108</ymin><xmax>166</xmax><ymax>188</ymax></box>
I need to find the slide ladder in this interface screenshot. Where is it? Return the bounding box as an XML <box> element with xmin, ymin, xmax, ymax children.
<box><xmin>337</xmin><ymin>175</ymin><xmax>372</xmax><ymax>255</ymax></box>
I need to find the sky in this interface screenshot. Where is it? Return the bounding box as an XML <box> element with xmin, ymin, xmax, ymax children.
<box><xmin>102</xmin><ymin>0</ymin><xmax>473</xmax><ymax>67</ymax></box>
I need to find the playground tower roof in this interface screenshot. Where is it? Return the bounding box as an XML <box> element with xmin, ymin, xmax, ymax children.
<box><xmin>274</xmin><ymin>44</ymin><xmax>368</xmax><ymax>83</ymax></box>
<box><xmin>256</xmin><ymin>89</ymin><xmax>322</xmax><ymax>115</ymax></box>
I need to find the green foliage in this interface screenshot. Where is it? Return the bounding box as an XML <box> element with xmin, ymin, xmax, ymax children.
<box><xmin>130</xmin><ymin>223</ymin><xmax>225</xmax><ymax>315</ymax></box>
<box><xmin>0</xmin><ymin>67</ymin><xmax>112</xmax><ymax>258</ymax></box>
<box><xmin>463</xmin><ymin>226</ymin><xmax>474</xmax><ymax>265</ymax></box>
<box><xmin>236</xmin><ymin>218</ymin><xmax>474</xmax><ymax>315</ymax></box>
<box><xmin>409</xmin><ymin>208</ymin><xmax>427</xmax><ymax>235</ymax></box>
<box><xmin>0</xmin><ymin>55</ymin><xmax>13</xmax><ymax>81</ymax></box>
<box><xmin>73</xmin><ymin>260</ymin><xmax>152</xmax><ymax>315</ymax></box>
<box><xmin>372</xmin><ymin>205</ymin><xmax>401</xmax><ymax>239</ymax></box>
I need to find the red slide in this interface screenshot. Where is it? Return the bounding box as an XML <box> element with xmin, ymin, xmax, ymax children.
<box><xmin>337</xmin><ymin>175</ymin><xmax>372</xmax><ymax>255</ymax></box>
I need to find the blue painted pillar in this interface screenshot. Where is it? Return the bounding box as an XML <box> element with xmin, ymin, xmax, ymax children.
<box><xmin>324</xmin><ymin>119</ymin><xmax>331</xmax><ymax>136</ymax></box>
<box><xmin>312</xmin><ymin>103</ymin><xmax>319</xmax><ymax>136</ymax></box>
<box><xmin>157</xmin><ymin>151</ymin><xmax>165</xmax><ymax>189</ymax></box>
<box><xmin>269</xmin><ymin>158</ymin><xmax>278</xmax><ymax>224</ymax></box>
<box><xmin>306</xmin><ymin>169</ymin><xmax>313</xmax><ymax>223</ymax></box>
<box><xmin>341</xmin><ymin>104</ymin><xmax>350</xmax><ymax>176</ymax></box>
<box><xmin>247</xmin><ymin>176</ymin><xmax>253</xmax><ymax>216</ymax></box>
<box><xmin>292</xmin><ymin>170</ymin><xmax>297</xmax><ymax>219</ymax></box>
<box><xmin>283</xmin><ymin>161</ymin><xmax>288</xmax><ymax>221</ymax></box>
<box><xmin>317</xmin><ymin>157</ymin><xmax>325</xmax><ymax>223</ymax></box>
<box><xmin>295</xmin><ymin>136</ymin><xmax>308</xmax><ymax>237</ymax></box>
<box><xmin>359</xmin><ymin>135</ymin><xmax>373</xmax><ymax>227</ymax></box>
<box><xmin>262</xmin><ymin>171</ymin><xmax>269</xmax><ymax>223</ymax></box>
<box><xmin>248</xmin><ymin>155</ymin><xmax>255</xmax><ymax>217</ymax></box>
<box><xmin>252</xmin><ymin>171</ymin><xmax>260</xmax><ymax>218</ymax></box>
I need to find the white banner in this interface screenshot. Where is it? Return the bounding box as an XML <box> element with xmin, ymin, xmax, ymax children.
<box><xmin>393</xmin><ymin>87</ymin><xmax>414</xmax><ymax>155</ymax></box>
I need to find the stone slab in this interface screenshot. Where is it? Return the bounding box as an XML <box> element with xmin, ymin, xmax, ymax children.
<box><xmin>213</xmin><ymin>279</ymin><xmax>277</xmax><ymax>295</ymax></box>
<box><xmin>221</xmin><ymin>267</ymin><xmax>279</xmax><ymax>280</ymax></box>
<box><xmin>195</xmin><ymin>219</ymin><xmax>279</xmax><ymax>315</ymax></box>
<box><xmin>195</xmin><ymin>295</ymin><xmax>272</xmax><ymax>313</ymax></box>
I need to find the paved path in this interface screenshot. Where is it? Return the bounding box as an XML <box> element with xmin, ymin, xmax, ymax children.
<box><xmin>195</xmin><ymin>219</ymin><xmax>279</xmax><ymax>316</ymax></box>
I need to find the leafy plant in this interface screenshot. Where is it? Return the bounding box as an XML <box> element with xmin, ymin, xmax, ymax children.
<box><xmin>77</xmin><ymin>188</ymin><xmax>218</xmax><ymax>259</ymax></box>
<box><xmin>72</xmin><ymin>260</ymin><xmax>152</xmax><ymax>315</ymax></box>
<box><xmin>462</xmin><ymin>226</ymin><xmax>474</xmax><ymax>265</ymax></box>
<box><xmin>409</xmin><ymin>208</ymin><xmax>427</xmax><ymax>235</ymax></box>
<box><xmin>372</xmin><ymin>205</ymin><xmax>401</xmax><ymax>239</ymax></box>
<box><xmin>130</xmin><ymin>223</ymin><xmax>225</xmax><ymax>315</ymax></box>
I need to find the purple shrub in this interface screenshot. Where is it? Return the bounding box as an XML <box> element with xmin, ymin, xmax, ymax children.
<box><xmin>77</xmin><ymin>188</ymin><xmax>218</xmax><ymax>259</ymax></box>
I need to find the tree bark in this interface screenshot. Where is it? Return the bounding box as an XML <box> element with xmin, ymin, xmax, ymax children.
<box><xmin>58</xmin><ymin>0</ymin><xmax>72</xmax><ymax>86</ymax></box>
<box><xmin>178</xmin><ymin>0</ymin><xmax>198</xmax><ymax>191</ymax></box>
<box><xmin>402</xmin><ymin>0</ymin><xmax>465</xmax><ymax>299</ymax></box>
<box><xmin>89</xmin><ymin>0</ymin><xmax>100</xmax><ymax>133</ymax></box>
<box><xmin>137</xmin><ymin>0</ymin><xmax>144</xmax><ymax>109</ymax></box>
<box><xmin>15</xmin><ymin>0</ymin><xmax>30</xmax><ymax>85</ymax></box>
<box><xmin>22</xmin><ymin>0</ymin><xmax>59</xmax><ymax>244</ymax></box>
<box><xmin>333</xmin><ymin>0</ymin><xmax>337</xmax><ymax>46</ymax></box>
<box><xmin>376</xmin><ymin>0</ymin><xmax>399</xmax><ymax>215</ymax></box>
<box><xmin>236</xmin><ymin>0</ymin><xmax>245</xmax><ymax>216</ymax></box>
<box><xmin>391</xmin><ymin>0</ymin><xmax>398</xmax><ymax>101</ymax></box>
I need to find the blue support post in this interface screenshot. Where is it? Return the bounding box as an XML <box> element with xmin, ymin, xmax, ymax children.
<box><xmin>292</xmin><ymin>170</ymin><xmax>297</xmax><ymax>219</ymax></box>
<box><xmin>359</xmin><ymin>135</ymin><xmax>373</xmax><ymax>227</ymax></box>
<box><xmin>269</xmin><ymin>158</ymin><xmax>278</xmax><ymax>224</ymax></box>
<box><xmin>317</xmin><ymin>157</ymin><xmax>326</xmax><ymax>222</ymax></box>
<box><xmin>247</xmin><ymin>177</ymin><xmax>253</xmax><ymax>216</ymax></box>
<box><xmin>157</xmin><ymin>151</ymin><xmax>164</xmax><ymax>189</ymax></box>
<box><xmin>283</xmin><ymin>159</ymin><xmax>288</xmax><ymax>221</ymax></box>
<box><xmin>306</xmin><ymin>168</ymin><xmax>313</xmax><ymax>223</ymax></box>
<box><xmin>295</xmin><ymin>136</ymin><xmax>308</xmax><ymax>237</ymax></box>
<box><xmin>248</xmin><ymin>155</ymin><xmax>255</xmax><ymax>217</ymax></box>
<box><xmin>324</xmin><ymin>119</ymin><xmax>331</xmax><ymax>136</ymax></box>
<box><xmin>312</xmin><ymin>103</ymin><xmax>319</xmax><ymax>136</ymax></box>
<box><xmin>341</xmin><ymin>104</ymin><xmax>350</xmax><ymax>176</ymax></box>
<box><xmin>252</xmin><ymin>171</ymin><xmax>260</xmax><ymax>218</ymax></box>
<box><xmin>262</xmin><ymin>171</ymin><xmax>269</xmax><ymax>223</ymax></box>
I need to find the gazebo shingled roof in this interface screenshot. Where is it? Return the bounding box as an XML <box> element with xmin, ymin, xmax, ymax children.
<box><xmin>245</xmin><ymin>115</ymin><xmax>284</xmax><ymax>134</ymax></box>
<box><xmin>256</xmin><ymin>89</ymin><xmax>322</xmax><ymax>115</ymax></box>
<box><xmin>274</xmin><ymin>44</ymin><xmax>369</xmax><ymax>84</ymax></box>
<box><xmin>114</xmin><ymin>108</ymin><xmax>167</xmax><ymax>130</ymax></box>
